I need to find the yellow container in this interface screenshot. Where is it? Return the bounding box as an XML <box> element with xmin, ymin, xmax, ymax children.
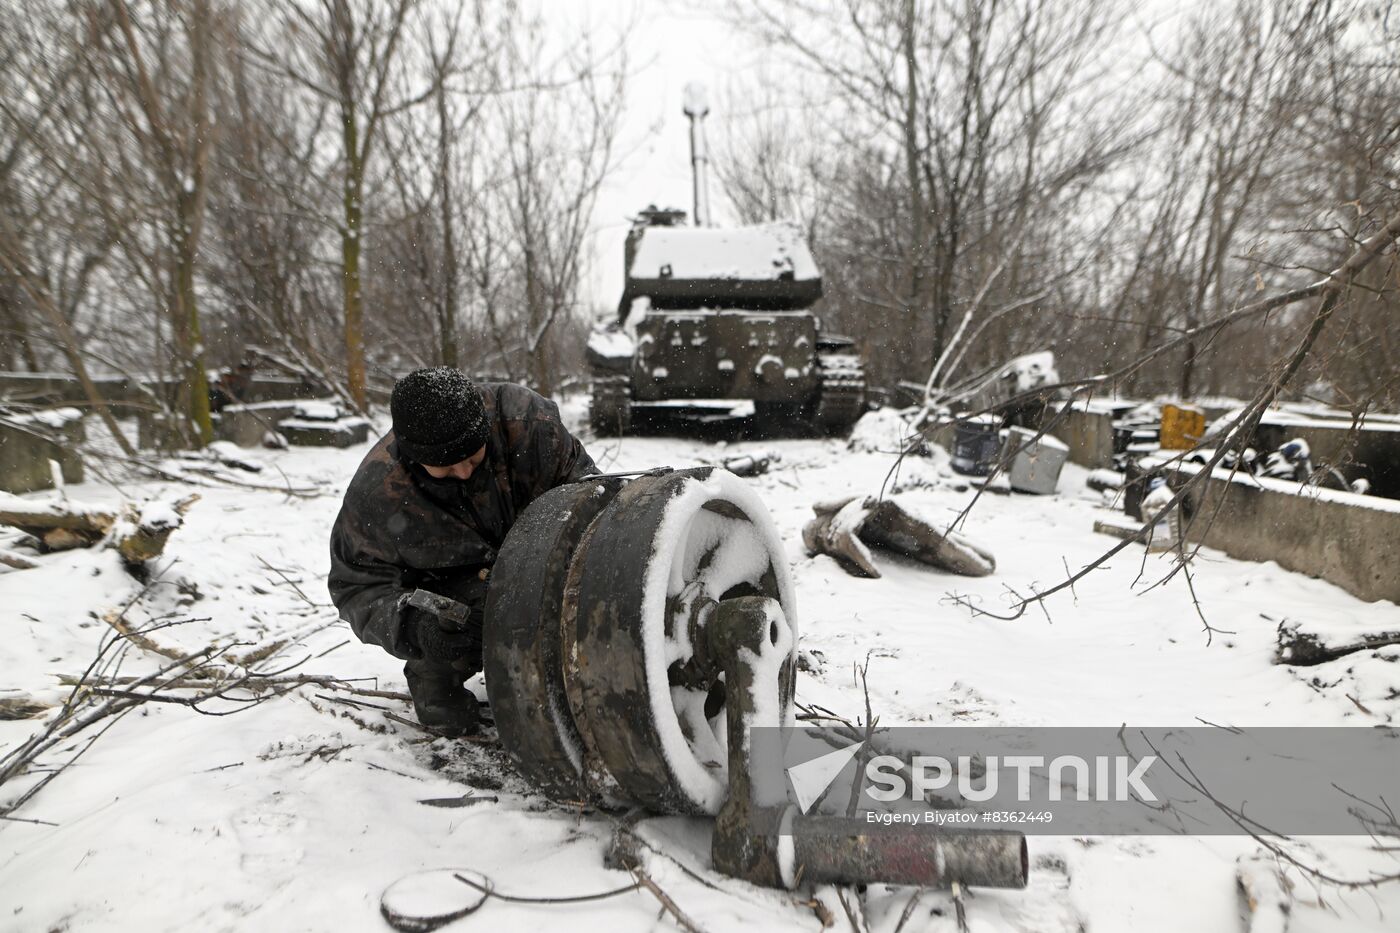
<box><xmin>1160</xmin><ymin>403</ymin><xmax>1206</xmax><ymax>450</ymax></box>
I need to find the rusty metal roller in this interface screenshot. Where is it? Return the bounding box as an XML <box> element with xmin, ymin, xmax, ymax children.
<box><xmin>483</xmin><ymin>478</ymin><xmax>626</xmax><ymax>803</ymax></box>
<box><xmin>566</xmin><ymin>466</ymin><xmax>799</xmax><ymax>815</ymax></box>
<box><xmin>484</xmin><ymin>467</ymin><xmax>796</xmax><ymax>813</ymax></box>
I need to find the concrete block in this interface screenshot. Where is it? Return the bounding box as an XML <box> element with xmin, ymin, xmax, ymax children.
<box><xmin>1175</xmin><ymin>466</ymin><xmax>1400</xmax><ymax>604</ymax></box>
<box><xmin>0</xmin><ymin>410</ymin><xmax>85</xmax><ymax>494</ymax></box>
<box><xmin>213</xmin><ymin>403</ymin><xmax>300</xmax><ymax>447</ymax></box>
<box><xmin>239</xmin><ymin>376</ymin><xmax>318</xmax><ymax>403</ymax></box>
<box><xmin>278</xmin><ymin>416</ymin><xmax>371</xmax><ymax>448</ymax></box>
<box><xmin>1045</xmin><ymin>406</ymin><xmax>1116</xmax><ymax>469</ymax></box>
<box><xmin>1251</xmin><ymin>416</ymin><xmax>1400</xmax><ymax>499</ymax></box>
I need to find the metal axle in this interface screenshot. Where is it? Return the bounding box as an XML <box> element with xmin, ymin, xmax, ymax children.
<box><xmin>707</xmin><ymin>597</ymin><xmax>1028</xmax><ymax>891</ymax></box>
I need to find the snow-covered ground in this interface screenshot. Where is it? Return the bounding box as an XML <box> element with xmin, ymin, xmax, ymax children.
<box><xmin>2</xmin><ymin>399</ymin><xmax>1398</xmax><ymax>932</ymax></box>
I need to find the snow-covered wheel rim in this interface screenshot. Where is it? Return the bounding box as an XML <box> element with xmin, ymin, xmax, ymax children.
<box><xmin>567</xmin><ymin>467</ymin><xmax>798</xmax><ymax>815</ymax></box>
<box><xmin>483</xmin><ymin>478</ymin><xmax>625</xmax><ymax>803</ymax></box>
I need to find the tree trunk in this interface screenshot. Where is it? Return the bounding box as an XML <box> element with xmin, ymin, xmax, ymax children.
<box><xmin>1179</xmin><ymin>336</ymin><xmax>1198</xmax><ymax>398</ymax></box>
<box><xmin>0</xmin><ymin>282</ymin><xmax>41</xmax><ymax>371</ymax></box>
<box><xmin>901</xmin><ymin>0</ymin><xmax>927</xmax><ymax>360</ymax></box>
<box><xmin>342</xmin><ymin>138</ymin><xmax>367</xmax><ymax>412</ymax></box>
<box><xmin>435</xmin><ymin>81</ymin><xmax>459</xmax><ymax>369</ymax></box>
<box><xmin>523</xmin><ymin>238</ymin><xmax>548</xmax><ymax>393</ymax></box>
<box><xmin>1275</xmin><ymin>619</ymin><xmax>1400</xmax><ymax>666</ymax></box>
<box><xmin>175</xmin><ymin>195</ymin><xmax>213</xmax><ymax>446</ymax></box>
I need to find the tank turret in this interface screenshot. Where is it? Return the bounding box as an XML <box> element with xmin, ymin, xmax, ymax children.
<box><xmin>620</xmin><ymin>219</ymin><xmax>824</xmax><ymax>312</ymax></box>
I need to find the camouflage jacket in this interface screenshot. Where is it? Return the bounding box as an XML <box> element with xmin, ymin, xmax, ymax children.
<box><xmin>328</xmin><ymin>382</ymin><xmax>597</xmax><ymax>660</ymax></box>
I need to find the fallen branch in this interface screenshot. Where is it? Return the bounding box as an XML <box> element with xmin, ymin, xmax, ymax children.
<box><xmin>0</xmin><ymin>696</ymin><xmax>51</xmax><ymax>720</ymax></box>
<box><xmin>100</xmin><ymin>614</ymin><xmax>189</xmax><ymax>661</ymax></box>
<box><xmin>631</xmin><ymin>866</ymin><xmax>708</xmax><ymax>933</ymax></box>
<box><xmin>0</xmin><ymin>491</ymin><xmax>198</xmax><ymax>564</ymax></box>
<box><xmin>0</xmin><ymin>492</ymin><xmax>116</xmax><ymax>546</ymax></box>
<box><xmin>892</xmin><ymin>888</ymin><xmax>924</xmax><ymax>933</ymax></box>
<box><xmin>59</xmin><ymin>670</ymin><xmax>410</xmax><ymax>704</ymax></box>
<box><xmin>1274</xmin><ymin>619</ymin><xmax>1400</xmax><ymax>666</ymax></box>
<box><xmin>835</xmin><ymin>886</ymin><xmax>868</xmax><ymax>933</ymax></box>
<box><xmin>1238</xmin><ymin>851</ymin><xmax>1292</xmax><ymax>933</ymax></box>
<box><xmin>0</xmin><ymin>640</ymin><xmax>228</xmax><ymax>813</ymax></box>
<box><xmin>0</xmin><ymin>548</ymin><xmax>38</xmax><ymax>570</ymax></box>
<box><xmin>0</xmin><ymin>611</ymin><xmax>347</xmax><ymax>816</ymax></box>
<box><xmin>1146</xmin><ymin>735</ymin><xmax>1400</xmax><ymax>889</ymax></box>
<box><xmin>111</xmin><ymin>495</ymin><xmax>200</xmax><ymax>564</ymax></box>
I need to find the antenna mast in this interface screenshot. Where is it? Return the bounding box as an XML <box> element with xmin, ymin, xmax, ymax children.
<box><xmin>682</xmin><ymin>82</ymin><xmax>711</xmax><ymax>227</ymax></box>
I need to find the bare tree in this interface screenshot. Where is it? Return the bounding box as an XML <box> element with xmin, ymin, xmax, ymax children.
<box><xmin>0</xmin><ymin>2</ymin><xmax>135</xmax><ymax>453</ymax></box>
<box><xmin>721</xmin><ymin>0</ymin><xmax>1133</xmax><ymax>390</ymax></box>
<box><xmin>712</xmin><ymin>77</ymin><xmax>832</xmax><ymax>243</ymax></box>
<box><xmin>1148</xmin><ymin>0</ymin><xmax>1340</xmax><ymax>397</ymax></box>
<box><xmin>377</xmin><ymin>2</ymin><xmax>502</xmax><ymax>372</ymax></box>
<box><xmin>205</xmin><ymin>5</ymin><xmax>348</xmax><ymax>398</ymax></box>
<box><xmin>88</xmin><ymin>0</ymin><xmax>224</xmax><ymax>444</ymax></box>
<box><xmin>251</xmin><ymin>0</ymin><xmax>441</xmax><ymax>411</ymax></box>
<box><xmin>487</xmin><ymin>11</ymin><xmax>628</xmax><ymax>394</ymax></box>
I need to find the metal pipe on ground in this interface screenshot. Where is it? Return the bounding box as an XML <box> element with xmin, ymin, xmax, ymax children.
<box><xmin>708</xmin><ymin>597</ymin><xmax>1028</xmax><ymax>891</ymax></box>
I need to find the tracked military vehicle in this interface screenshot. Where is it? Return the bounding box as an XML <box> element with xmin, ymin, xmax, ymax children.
<box><xmin>586</xmin><ymin>85</ymin><xmax>866</xmax><ymax>437</ymax></box>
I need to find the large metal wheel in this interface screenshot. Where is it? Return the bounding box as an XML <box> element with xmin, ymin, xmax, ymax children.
<box><xmin>483</xmin><ymin>478</ymin><xmax>624</xmax><ymax>803</ymax></box>
<box><xmin>567</xmin><ymin>467</ymin><xmax>798</xmax><ymax>815</ymax></box>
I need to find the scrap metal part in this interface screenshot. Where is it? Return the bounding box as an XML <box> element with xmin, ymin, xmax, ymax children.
<box><xmin>482</xmin><ymin>471</ymin><xmax>1026</xmax><ymax>893</ymax></box>
<box><xmin>802</xmin><ymin>497</ymin><xmax>881</xmax><ymax>577</ymax></box>
<box><xmin>709</xmin><ymin>597</ymin><xmax>1028</xmax><ymax>890</ymax></box>
<box><xmin>484</xmin><ymin>467</ymin><xmax>797</xmax><ymax>814</ymax></box>
<box><xmin>802</xmin><ymin>496</ymin><xmax>996</xmax><ymax>579</ymax></box>
<box><xmin>569</xmin><ymin>467</ymin><xmax>797</xmax><ymax>815</ymax></box>
<box><xmin>483</xmin><ymin>478</ymin><xmax>624</xmax><ymax>803</ymax></box>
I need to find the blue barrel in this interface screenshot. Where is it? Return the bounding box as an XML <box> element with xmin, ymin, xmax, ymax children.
<box><xmin>950</xmin><ymin>417</ymin><xmax>1002</xmax><ymax>476</ymax></box>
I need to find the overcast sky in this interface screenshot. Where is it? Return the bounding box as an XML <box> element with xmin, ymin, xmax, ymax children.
<box><xmin>570</xmin><ymin>0</ymin><xmax>767</xmax><ymax>315</ymax></box>
<box><xmin>567</xmin><ymin>0</ymin><xmax>1205</xmax><ymax>320</ymax></box>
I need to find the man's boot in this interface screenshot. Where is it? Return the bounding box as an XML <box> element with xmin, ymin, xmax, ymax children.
<box><xmin>404</xmin><ymin>659</ymin><xmax>480</xmax><ymax>737</ymax></box>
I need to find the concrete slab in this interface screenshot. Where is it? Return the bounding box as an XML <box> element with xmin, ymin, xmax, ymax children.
<box><xmin>1168</xmin><ymin>462</ymin><xmax>1400</xmax><ymax>604</ymax></box>
<box><xmin>0</xmin><ymin>410</ymin><xmax>85</xmax><ymax>494</ymax></box>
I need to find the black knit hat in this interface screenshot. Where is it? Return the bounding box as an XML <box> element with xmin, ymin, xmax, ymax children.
<box><xmin>390</xmin><ymin>368</ymin><xmax>489</xmax><ymax>466</ymax></box>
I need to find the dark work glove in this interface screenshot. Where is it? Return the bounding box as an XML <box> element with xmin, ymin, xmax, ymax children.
<box><xmin>401</xmin><ymin>598</ymin><xmax>483</xmax><ymax>670</ymax></box>
<box><xmin>414</xmin><ymin>619</ymin><xmax>481</xmax><ymax>669</ymax></box>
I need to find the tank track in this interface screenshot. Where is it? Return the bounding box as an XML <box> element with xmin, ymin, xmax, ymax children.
<box><xmin>813</xmin><ymin>352</ymin><xmax>866</xmax><ymax>434</ymax></box>
<box><xmin>589</xmin><ymin>373</ymin><xmax>632</xmax><ymax>436</ymax></box>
